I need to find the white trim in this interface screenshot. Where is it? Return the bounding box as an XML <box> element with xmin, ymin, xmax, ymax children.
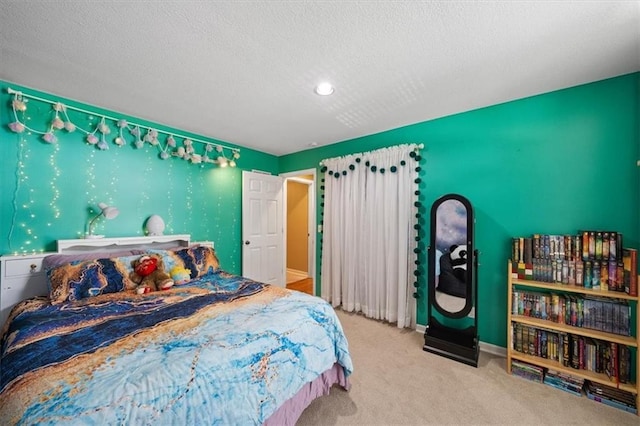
<box><xmin>280</xmin><ymin>168</ymin><xmax>317</xmax><ymax>295</ymax></box>
<box><xmin>191</xmin><ymin>241</ymin><xmax>214</xmax><ymax>248</ymax></box>
<box><xmin>287</xmin><ymin>268</ymin><xmax>308</xmax><ymax>276</ymax></box>
<box><xmin>415</xmin><ymin>324</ymin><xmax>506</xmax><ymax>358</ymax></box>
<box><xmin>287</xmin><ymin>176</ymin><xmax>314</xmax><ymax>185</ymax></box>
<box><xmin>57</xmin><ymin>234</ymin><xmax>191</xmax><ymax>253</ymax></box>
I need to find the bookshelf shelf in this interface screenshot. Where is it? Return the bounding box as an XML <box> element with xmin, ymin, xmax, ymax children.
<box><xmin>510</xmin><ymin>352</ymin><xmax>637</xmax><ymax>394</ymax></box>
<box><xmin>511</xmin><ymin>315</ymin><xmax>637</xmax><ymax>347</ymax></box>
<box><xmin>507</xmin><ymin>261</ymin><xmax>640</xmax><ymax>415</ymax></box>
<box><xmin>511</xmin><ymin>278</ymin><xmax>639</xmax><ymax>301</ymax></box>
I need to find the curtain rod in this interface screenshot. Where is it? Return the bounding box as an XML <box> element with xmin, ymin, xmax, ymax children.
<box><xmin>319</xmin><ymin>143</ymin><xmax>424</xmax><ymax>166</ymax></box>
<box><xmin>6</xmin><ymin>87</ymin><xmax>240</xmax><ymax>153</ymax></box>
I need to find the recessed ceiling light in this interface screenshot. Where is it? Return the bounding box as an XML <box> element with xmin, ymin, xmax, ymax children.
<box><xmin>314</xmin><ymin>82</ymin><xmax>334</xmax><ymax>96</ymax></box>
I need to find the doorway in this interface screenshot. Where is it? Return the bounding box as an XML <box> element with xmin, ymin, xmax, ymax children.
<box><xmin>281</xmin><ymin>169</ymin><xmax>316</xmax><ymax>296</ymax></box>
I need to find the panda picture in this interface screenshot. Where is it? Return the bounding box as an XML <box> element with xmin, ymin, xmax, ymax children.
<box><xmin>449</xmin><ymin>244</ymin><xmax>467</xmax><ymax>282</ymax></box>
<box><xmin>436</xmin><ymin>244</ymin><xmax>468</xmax><ymax>298</ymax></box>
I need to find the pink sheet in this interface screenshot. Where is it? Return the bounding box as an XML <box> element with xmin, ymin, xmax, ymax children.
<box><xmin>264</xmin><ymin>363</ymin><xmax>350</xmax><ymax>426</ymax></box>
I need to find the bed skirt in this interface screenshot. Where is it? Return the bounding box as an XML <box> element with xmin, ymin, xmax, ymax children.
<box><xmin>264</xmin><ymin>363</ymin><xmax>350</xmax><ymax>426</ymax></box>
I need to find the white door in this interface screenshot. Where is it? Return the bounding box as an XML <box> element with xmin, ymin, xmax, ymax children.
<box><xmin>242</xmin><ymin>171</ymin><xmax>285</xmax><ymax>286</ymax></box>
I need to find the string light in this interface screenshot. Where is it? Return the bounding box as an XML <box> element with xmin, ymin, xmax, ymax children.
<box><xmin>12</xmin><ymin>108</ymin><xmax>40</xmax><ymax>254</ymax></box>
<box><xmin>5</xmin><ymin>87</ymin><xmax>243</xmax><ymax>253</ymax></box>
<box><xmin>108</xmin><ymin>147</ymin><xmax>120</xmax><ymax>218</ymax></box>
<box><xmin>137</xmin><ymin>147</ymin><xmax>154</xmax><ymax>233</ymax></box>
<box><xmin>49</xmin><ymin>143</ymin><xmax>61</xmax><ymax>221</ymax></box>
<box><xmin>166</xmin><ymin>160</ymin><xmax>175</xmax><ymax>234</ymax></box>
<box><xmin>184</xmin><ymin>169</ymin><xmax>194</xmax><ymax>232</ymax></box>
<box><xmin>200</xmin><ymin>169</ymin><xmax>209</xmax><ymax>236</ymax></box>
<box><xmin>6</xmin><ymin>87</ymin><xmax>241</xmax><ymax>168</ymax></box>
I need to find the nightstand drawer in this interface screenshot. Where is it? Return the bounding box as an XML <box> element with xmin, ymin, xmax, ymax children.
<box><xmin>3</xmin><ymin>257</ymin><xmax>46</xmax><ymax>278</ymax></box>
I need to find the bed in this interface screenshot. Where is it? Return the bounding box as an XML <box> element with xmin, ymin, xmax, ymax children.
<box><xmin>0</xmin><ymin>236</ymin><xmax>353</xmax><ymax>425</ymax></box>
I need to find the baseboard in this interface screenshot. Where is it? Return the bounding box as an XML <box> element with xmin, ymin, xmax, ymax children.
<box><xmin>415</xmin><ymin>324</ymin><xmax>506</xmax><ymax>358</ymax></box>
<box><xmin>286</xmin><ymin>268</ymin><xmax>308</xmax><ymax>279</ymax></box>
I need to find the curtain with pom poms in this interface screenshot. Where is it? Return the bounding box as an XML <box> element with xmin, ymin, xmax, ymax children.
<box><xmin>319</xmin><ymin>144</ymin><xmax>421</xmax><ymax>328</ymax></box>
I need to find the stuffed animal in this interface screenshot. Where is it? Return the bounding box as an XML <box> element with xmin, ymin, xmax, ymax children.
<box><xmin>449</xmin><ymin>244</ymin><xmax>468</xmax><ymax>282</ymax></box>
<box><xmin>170</xmin><ymin>266</ymin><xmax>191</xmax><ymax>285</ymax></box>
<box><xmin>130</xmin><ymin>254</ymin><xmax>174</xmax><ymax>294</ymax></box>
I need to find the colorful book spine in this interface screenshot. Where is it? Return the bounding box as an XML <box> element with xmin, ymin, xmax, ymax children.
<box><xmin>622</xmin><ymin>248</ymin><xmax>637</xmax><ymax>296</ymax></box>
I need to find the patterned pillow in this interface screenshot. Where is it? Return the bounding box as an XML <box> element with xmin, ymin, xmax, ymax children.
<box><xmin>147</xmin><ymin>246</ymin><xmax>220</xmax><ymax>280</ymax></box>
<box><xmin>186</xmin><ymin>245</ymin><xmax>220</xmax><ymax>276</ymax></box>
<box><xmin>43</xmin><ymin>250</ymin><xmax>144</xmax><ymax>271</ymax></box>
<box><xmin>48</xmin><ymin>255</ymin><xmax>140</xmax><ymax>304</ymax></box>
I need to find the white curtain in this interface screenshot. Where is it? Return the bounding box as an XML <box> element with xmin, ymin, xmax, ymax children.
<box><xmin>320</xmin><ymin>144</ymin><xmax>420</xmax><ymax>328</ymax></box>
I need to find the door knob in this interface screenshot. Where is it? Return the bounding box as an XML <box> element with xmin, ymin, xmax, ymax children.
<box><xmin>244</xmin><ymin>240</ymin><xmax>250</xmax><ymax>245</ymax></box>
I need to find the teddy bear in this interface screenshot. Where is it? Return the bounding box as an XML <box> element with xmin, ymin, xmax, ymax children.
<box><xmin>130</xmin><ymin>254</ymin><xmax>174</xmax><ymax>294</ymax></box>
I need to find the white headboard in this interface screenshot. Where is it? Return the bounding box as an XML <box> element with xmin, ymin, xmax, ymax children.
<box><xmin>56</xmin><ymin>234</ymin><xmax>191</xmax><ymax>253</ymax></box>
<box><xmin>1</xmin><ymin>235</ymin><xmax>192</xmax><ymax>328</ymax></box>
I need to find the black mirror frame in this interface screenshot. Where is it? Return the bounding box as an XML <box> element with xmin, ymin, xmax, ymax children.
<box><xmin>428</xmin><ymin>193</ymin><xmax>475</xmax><ymax>319</ymax></box>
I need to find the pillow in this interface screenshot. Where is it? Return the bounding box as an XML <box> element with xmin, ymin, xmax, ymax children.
<box><xmin>147</xmin><ymin>245</ymin><xmax>220</xmax><ymax>280</ymax></box>
<box><xmin>43</xmin><ymin>250</ymin><xmax>145</xmax><ymax>271</ymax></box>
<box><xmin>185</xmin><ymin>245</ymin><xmax>220</xmax><ymax>276</ymax></box>
<box><xmin>47</xmin><ymin>254</ymin><xmax>141</xmax><ymax>304</ymax></box>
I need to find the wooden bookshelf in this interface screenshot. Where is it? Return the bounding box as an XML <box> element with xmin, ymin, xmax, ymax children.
<box><xmin>506</xmin><ymin>261</ymin><xmax>640</xmax><ymax>415</ymax></box>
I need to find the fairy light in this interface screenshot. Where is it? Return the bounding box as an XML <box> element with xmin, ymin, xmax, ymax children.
<box><xmin>100</xmin><ymin>145</ymin><xmax>119</xmax><ymax>225</ymax></box>
<box><xmin>49</xmin><ymin>143</ymin><xmax>61</xmax><ymax>221</ymax></box>
<box><xmin>183</xmin><ymin>164</ymin><xmax>194</xmax><ymax>232</ymax></box>
<box><xmin>166</xmin><ymin>159</ymin><xmax>174</xmax><ymax>234</ymax></box>
<box><xmin>85</xmin><ymin>150</ymin><xmax>98</xmax><ymax>234</ymax></box>
<box><xmin>108</xmin><ymin>146</ymin><xmax>120</xmax><ymax>209</ymax></box>
<box><xmin>136</xmin><ymin>147</ymin><xmax>153</xmax><ymax>232</ymax></box>
<box><xmin>5</xmin><ymin>87</ymin><xmax>244</xmax><ymax>253</ymax></box>
<box><xmin>229</xmin><ymin>170</ymin><xmax>240</xmax><ymax>271</ymax></box>
<box><xmin>8</xmin><ymin>102</ymin><xmax>42</xmax><ymax>254</ymax></box>
<box><xmin>200</xmin><ymin>169</ymin><xmax>210</xmax><ymax>236</ymax></box>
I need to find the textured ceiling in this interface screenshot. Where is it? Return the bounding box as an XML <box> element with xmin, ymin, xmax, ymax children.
<box><xmin>1</xmin><ymin>1</ymin><xmax>638</xmax><ymax>156</ymax></box>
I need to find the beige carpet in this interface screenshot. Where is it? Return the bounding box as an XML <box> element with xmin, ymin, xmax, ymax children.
<box><xmin>297</xmin><ymin>309</ymin><xmax>638</xmax><ymax>425</ymax></box>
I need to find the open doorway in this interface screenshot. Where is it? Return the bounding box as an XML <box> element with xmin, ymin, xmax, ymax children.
<box><xmin>281</xmin><ymin>169</ymin><xmax>316</xmax><ymax>296</ymax></box>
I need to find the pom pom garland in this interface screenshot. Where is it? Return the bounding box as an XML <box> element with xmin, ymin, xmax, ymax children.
<box><xmin>5</xmin><ymin>88</ymin><xmax>241</xmax><ymax>168</ymax></box>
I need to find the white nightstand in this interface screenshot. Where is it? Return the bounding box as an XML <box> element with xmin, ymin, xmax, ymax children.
<box><xmin>0</xmin><ymin>252</ymin><xmax>52</xmax><ymax>328</ymax></box>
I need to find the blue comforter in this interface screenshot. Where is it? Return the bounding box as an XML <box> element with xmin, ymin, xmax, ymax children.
<box><xmin>0</xmin><ymin>271</ymin><xmax>353</xmax><ymax>425</ymax></box>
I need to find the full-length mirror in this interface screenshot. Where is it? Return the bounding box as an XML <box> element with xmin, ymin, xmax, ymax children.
<box><xmin>424</xmin><ymin>193</ymin><xmax>479</xmax><ymax>367</ymax></box>
<box><xmin>429</xmin><ymin>194</ymin><xmax>475</xmax><ymax>318</ymax></box>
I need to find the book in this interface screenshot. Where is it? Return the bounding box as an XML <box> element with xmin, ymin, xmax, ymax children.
<box><xmin>544</xmin><ymin>379</ymin><xmax>582</xmax><ymax>396</ymax></box>
<box><xmin>586</xmin><ymin>390</ymin><xmax>638</xmax><ymax>414</ymax></box>
<box><xmin>622</xmin><ymin>248</ymin><xmax>637</xmax><ymax>296</ymax></box>
<box><xmin>586</xmin><ymin>381</ymin><xmax>637</xmax><ymax>408</ymax></box>
<box><xmin>618</xmin><ymin>345</ymin><xmax>630</xmax><ymax>384</ymax></box>
<box><xmin>511</xmin><ymin>360</ymin><xmax>544</xmax><ymax>383</ymax></box>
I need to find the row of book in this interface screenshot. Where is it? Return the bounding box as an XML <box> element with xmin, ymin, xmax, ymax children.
<box><xmin>510</xmin><ymin>324</ymin><xmax>632</xmax><ymax>384</ymax></box>
<box><xmin>510</xmin><ymin>360</ymin><xmax>637</xmax><ymax>414</ymax></box>
<box><xmin>510</xmin><ymin>245</ymin><xmax>637</xmax><ymax>297</ymax></box>
<box><xmin>544</xmin><ymin>368</ymin><xmax>585</xmax><ymax>397</ymax></box>
<box><xmin>512</xmin><ymin>232</ymin><xmax>623</xmax><ymax>264</ymax></box>
<box><xmin>523</xmin><ymin>257</ymin><xmax>629</xmax><ymax>291</ymax></box>
<box><xmin>585</xmin><ymin>381</ymin><xmax>638</xmax><ymax>414</ymax></box>
<box><xmin>511</xmin><ymin>290</ymin><xmax>631</xmax><ymax>336</ymax></box>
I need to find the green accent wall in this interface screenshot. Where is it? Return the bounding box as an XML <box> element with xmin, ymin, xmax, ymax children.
<box><xmin>280</xmin><ymin>73</ymin><xmax>640</xmax><ymax>348</ymax></box>
<box><xmin>0</xmin><ymin>81</ymin><xmax>278</xmax><ymax>274</ymax></box>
